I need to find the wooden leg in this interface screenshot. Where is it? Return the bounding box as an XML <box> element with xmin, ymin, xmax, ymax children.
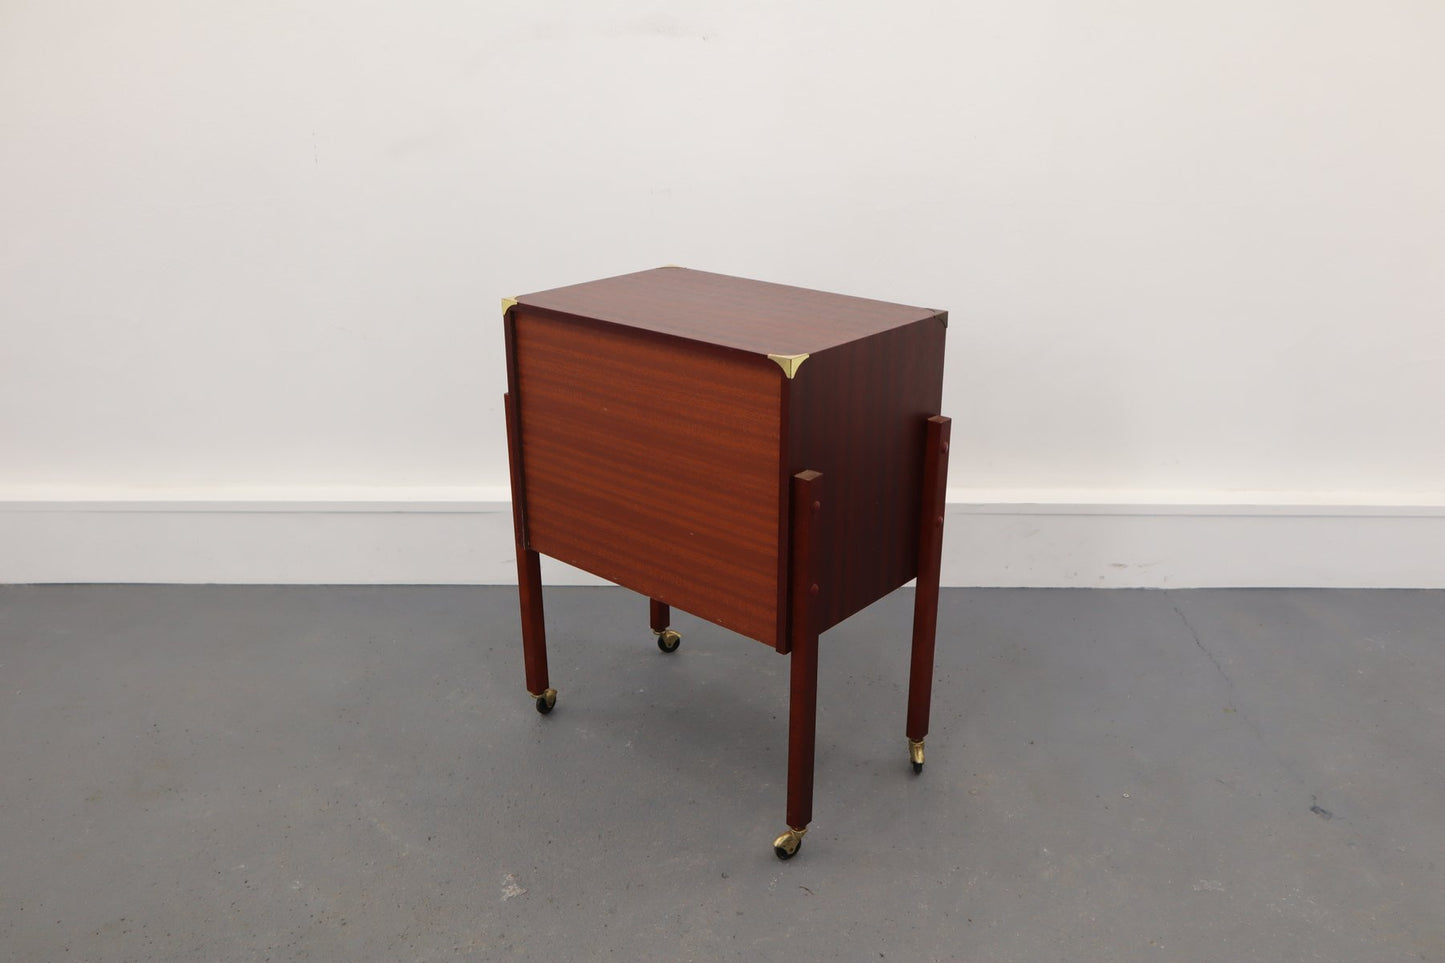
<box><xmin>776</xmin><ymin>469</ymin><xmax>822</xmax><ymax>860</ymax></box>
<box><xmin>650</xmin><ymin>598</ymin><xmax>680</xmax><ymax>652</ymax></box>
<box><xmin>906</xmin><ymin>415</ymin><xmax>951</xmax><ymax>772</ymax></box>
<box><xmin>505</xmin><ymin>392</ymin><xmax>554</xmax><ymax>714</ymax></box>
<box><xmin>517</xmin><ymin>548</ymin><xmax>552</xmax><ymax>706</ymax></box>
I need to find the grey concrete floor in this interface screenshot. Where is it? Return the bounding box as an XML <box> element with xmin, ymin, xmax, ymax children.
<box><xmin>0</xmin><ymin>586</ymin><xmax>1441</xmax><ymax>962</ymax></box>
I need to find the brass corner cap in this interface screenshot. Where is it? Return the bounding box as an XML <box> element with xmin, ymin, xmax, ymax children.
<box><xmin>501</xmin><ymin>297</ymin><xmax>518</xmax><ymax>314</ymax></box>
<box><xmin>767</xmin><ymin>353</ymin><xmax>809</xmax><ymax>378</ymax></box>
<box><xmin>932</xmin><ymin>310</ymin><xmax>948</xmax><ymax>328</ymax></box>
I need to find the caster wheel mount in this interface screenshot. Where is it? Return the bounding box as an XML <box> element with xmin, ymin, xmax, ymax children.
<box><xmin>773</xmin><ymin>827</ymin><xmax>806</xmax><ymax>860</ymax></box>
<box><xmin>655</xmin><ymin>628</ymin><xmax>681</xmax><ymax>653</ymax></box>
<box><xmin>533</xmin><ymin>688</ymin><xmax>557</xmax><ymax>715</ymax></box>
<box><xmin>909</xmin><ymin>738</ymin><xmax>925</xmax><ymax>775</ymax></box>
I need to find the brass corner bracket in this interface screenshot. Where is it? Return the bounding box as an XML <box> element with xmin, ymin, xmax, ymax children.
<box><xmin>767</xmin><ymin>353</ymin><xmax>809</xmax><ymax>379</ymax></box>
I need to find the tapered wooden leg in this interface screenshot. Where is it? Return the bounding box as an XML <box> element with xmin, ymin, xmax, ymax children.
<box><xmin>650</xmin><ymin>598</ymin><xmax>680</xmax><ymax>652</ymax></box>
<box><xmin>776</xmin><ymin>470</ymin><xmax>822</xmax><ymax>860</ymax></box>
<box><xmin>906</xmin><ymin>416</ymin><xmax>951</xmax><ymax>772</ymax></box>
<box><xmin>505</xmin><ymin>392</ymin><xmax>553</xmax><ymax>714</ymax></box>
<box><xmin>517</xmin><ymin>548</ymin><xmax>552</xmax><ymax>708</ymax></box>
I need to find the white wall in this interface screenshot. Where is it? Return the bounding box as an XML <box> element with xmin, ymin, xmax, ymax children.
<box><xmin>3</xmin><ymin>2</ymin><xmax>1444</xmax><ymax>586</ymax></box>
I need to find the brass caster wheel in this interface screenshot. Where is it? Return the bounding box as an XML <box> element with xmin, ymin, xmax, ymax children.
<box><xmin>532</xmin><ymin>688</ymin><xmax>557</xmax><ymax>715</ymax></box>
<box><xmin>772</xmin><ymin>827</ymin><xmax>806</xmax><ymax>860</ymax></box>
<box><xmin>909</xmin><ymin>738</ymin><xmax>925</xmax><ymax>774</ymax></box>
<box><xmin>654</xmin><ymin>628</ymin><xmax>681</xmax><ymax>653</ymax></box>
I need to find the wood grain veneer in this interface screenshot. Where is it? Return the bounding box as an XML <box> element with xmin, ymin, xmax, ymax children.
<box><xmin>513</xmin><ymin>307</ymin><xmax>787</xmax><ymax>646</ymax></box>
<box><xmin>503</xmin><ymin>265</ymin><xmax>951</xmax><ymax>857</ymax></box>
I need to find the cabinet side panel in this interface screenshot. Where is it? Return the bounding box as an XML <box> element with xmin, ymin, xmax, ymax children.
<box><xmin>788</xmin><ymin>319</ymin><xmax>947</xmax><ymax>632</ymax></box>
<box><xmin>514</xmin><ymin>309</ymin><xmax>783</xmax><ymax>646</ymax></box>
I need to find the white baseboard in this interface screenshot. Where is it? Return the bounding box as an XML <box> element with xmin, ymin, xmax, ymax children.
<box><xmin>3</xmin><ymin>486</ymin><xmax>1444</xmax><ymax>587</ymax></box>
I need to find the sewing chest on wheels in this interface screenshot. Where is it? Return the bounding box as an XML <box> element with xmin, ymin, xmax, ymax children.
<box><xmin>501</xmin><ymin>266</ymin><xmax>951</xmax><ymax>859</ymax></box>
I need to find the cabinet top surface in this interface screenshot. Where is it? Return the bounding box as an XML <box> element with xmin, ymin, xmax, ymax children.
<box><xmin>513</xmin><ymin>267</ymin><xmax>945</xmax><ymax>357</ymax></box>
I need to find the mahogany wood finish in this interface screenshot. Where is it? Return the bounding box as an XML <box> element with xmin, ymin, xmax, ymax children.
<box><xmin>503</xmin><ymin>267</ymin><xmax>949</xmax><ymax>853</ymax></box>
<box><xmin>504</xmin><ymin>392</ymin><xmax>549</xmax><ymax>696</ymax></box>
<box><xmin>649</xmin><ymin>598</ymin><xmax>669</xmax><ymax>633</ymax></box>
<box><xmin>907</xmin><ymin>416</ymin><xmax>952</xmax><ymax>744</ymax></box>
<box><xmin>513</xmin><ymin>308</ymin><xmax>785</xmax><ymax>646</ymax></box>
<box><xmin>517</xmin><ymin>266</ymin><xmax>939</xmax><ymax>357</ymax></box>
<box><xmin>785</xmin><ymin>470</ymin><xmax>823</xmax><ymax>832</ymax></box>
<box><xmin>785</xmin><ymin>321</ymin><xmax>946</xmax><ymax>635</ymax></box>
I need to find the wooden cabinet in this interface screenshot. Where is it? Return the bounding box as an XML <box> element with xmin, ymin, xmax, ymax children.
<box><xmin>503</xmin><ymin>266</ymin><xmax>951</xmax><ymax>859</ymax></box>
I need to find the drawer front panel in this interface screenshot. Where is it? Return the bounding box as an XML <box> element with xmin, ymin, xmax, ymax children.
<box><xmin>514</xmin><ymin>309</ymin><xmax>784</xmax><ymax>646</ymax></box>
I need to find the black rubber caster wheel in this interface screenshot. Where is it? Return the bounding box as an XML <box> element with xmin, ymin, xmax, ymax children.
<box><xmin>912</xmin><ymin>760</ymin><xmax>924</xmax><ymax>774</ymax></box>
<box><xmin>534</xmin><ymin>689</ymin><xmax>556</xmax><ymax>714</ymax></box>
<box><xmin>656</xmin><ymin>629</ymin><xmax>681</xmax><ymax>653</ymax></box>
